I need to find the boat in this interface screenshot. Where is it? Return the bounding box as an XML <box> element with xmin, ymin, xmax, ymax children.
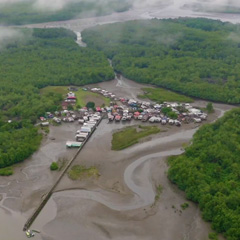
<box><xmin>25</xmin><ymin>230</ymin><xmax>35</xmax><ymax>238</ymax></box>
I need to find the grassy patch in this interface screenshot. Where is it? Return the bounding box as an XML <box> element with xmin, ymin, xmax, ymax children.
<box><xmin>208</xmin><ymin>232</ymin><xmax>219</xmax><ymax>240</ymax></box>
<box><xmin>68</xmin><ymin>165</ymin><xmax>100</xmax><ymax>180</ymax></box>
<box><xmin>181</xmin><ymin>202</ymin><xmax>189</xmax><ymax>210</ymax></box>
<box><xmin>40</xmin><ymin>126</ymin><xmax>49</xmax><ymax>135</ymax></box>
<box><xmin>139</xmin><ymin>88</ymin><xmax>193</xmax><ymax>103</ymax></box>
<box><xmin>112</xmin><ymin>125</ymin><xmax>160</xmax><ymax>150</ymax></box>
<box><xmin>155</xmin><ymin>185</ymin><xmax>163</xmax><ymax>201</ymax></box>
<box><xmin>0</xmin><ymin>167</ymin><xmax>13</xmax><ymax>176</ymax></box>
<box><xmin>40</xmin><ymin>86</ymin><xmax>69</xmax><ymax>96</ymax></box>
<box><xmin>75</xmin><ymin>89</ymin><xmax>110</xmax><ymax>107</ymax></box>
<box><xmin>40</xmin><ymin>86</ymin><xmax>110</xmax><ymax>108</ymax></box>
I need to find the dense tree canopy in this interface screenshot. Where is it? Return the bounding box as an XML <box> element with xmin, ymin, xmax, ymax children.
<box><xmin>168</xmin><ymin>108</ymin><xmax>240</xmax><ymax>240</ymax></box>
<box><xmin>82</xmin><ymin>18</ymin><xmax>240</xmax><ymax>103</ymax></box>
<box><xmin>0</xmin><ymin>0</ymin><xmax>131</xmax><ymax>25</ymax></box>
<box><xmin>0</xmin><ymin>28</ymin><xmax>114</xmax><ymax>168</ymax></box>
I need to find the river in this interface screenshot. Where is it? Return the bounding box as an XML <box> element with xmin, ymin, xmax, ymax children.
<box><xmin>23</xmin><ymin>2</ymin><xmax>240</xmax><ymax>33</ymax></box>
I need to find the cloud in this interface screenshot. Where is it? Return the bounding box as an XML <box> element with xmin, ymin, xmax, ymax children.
<box><xmin>131</xmin><ymin>0</ymin><xmax>240</xmax><ymax>9</ymax></box>
<box><xmin>32</xmin><ymin>0</ymin><xmax>78</xmax><ymax>11</ymax></box>
<box><xmin>0</xmin><ymin>27</ymin><xmax>24</xmax><ymax>49</ymax></box>
<box><xmin>0</xmin><ymin>0</ymin><xmax>240</xmax><ymax>13</ymax></box>
<box><xmin>228</xmin><ymin>32</ymin><xmax>240</xmax><ymax>42</ymax></box>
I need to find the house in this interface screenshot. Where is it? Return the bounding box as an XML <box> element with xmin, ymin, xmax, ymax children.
<box><xmin>62</xmin><ymin>101</ymin><xmax>70</xmax><ymax>110</ymax></box>
<box><xmin>67</xmin><ymin>96</ymin><xmax>76</xmax><ymax>101</ymax></box>
<box><xmin>96</xmin><ymin>107</ymin><xmax>102</xmax><ymax>112</ymax></box>
<box><xmin>188</xmin><ymin>108</ymin><xmax>202</xmax><ymax>115</ymax></box>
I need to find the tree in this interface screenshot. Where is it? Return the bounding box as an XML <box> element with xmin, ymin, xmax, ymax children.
<box><xmin>50</xmin><ymin>162</ymin><xmax>58</xmax><ymax>171</ymax></box>
<box><xmin>161</xmin><ymin>107</ymin><xmax>172</xmax><ymax>115</ymax></box>
<box><xmin>86</xmin><ymin>101</ymin><xmax>95</xmax><ymax>109</ymax></box>
<box><xmin>167</xmin><ymin>111</ymin><xmax>178</xmax><ymax>119</ymax></box>
<box><xmin>82</xmin><ymin>18</ymin><xmax>240</xmax><ymax>103</ymax></box>
<box><xmin>168</xmin><ymin>108</ymin><xmax>240</xmax><ymax>240</ymax></box>
<box><xmin>206</xmin><ymin>102</ymin><xmax>214</xmax><ymax>113</ymax></box>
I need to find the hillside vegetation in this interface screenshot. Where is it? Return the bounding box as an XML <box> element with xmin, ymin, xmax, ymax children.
<box><xmin>0</xmin><ymin>28</ymin><xmax>114</xmax><ymax>169</ymax></box>
<box><xmin>82</xmin><ymin>18</ymin><xmax>240</xmax><ymax>103</ymax></box>
<box><xmin>168</xmin><ymin>108</ymin><xmax>240</xmax><ymax>240</ymax></box>
<box><xmin>0</xmin><ymin>0</ymin><xmax>131</xmax><ymax>25</ymax></box>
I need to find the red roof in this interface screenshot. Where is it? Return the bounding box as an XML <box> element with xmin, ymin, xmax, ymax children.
<box><xmin>67</xmin><ymin>96</ymin><xmax>76</xmax><ymax>99</ymax></box>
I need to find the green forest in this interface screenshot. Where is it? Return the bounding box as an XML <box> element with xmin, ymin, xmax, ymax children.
<box><xmin>168</xmin><ymin>108</ymin><xmax>240</xmax><ymax>240</ymax></box>
<box><xmin>82</xmin><ymin>18</ymin><xmax>240</xmax><ymax>103</ymax></box>
<box><xmin>0</xmin><ymin>28</ymin><xmax>114</xmax><ymax>169</ymax></box>
<box><xmin>0</xmin><ymin>0</ymin><xmax>131</xmax><ymax>25</ymax></box>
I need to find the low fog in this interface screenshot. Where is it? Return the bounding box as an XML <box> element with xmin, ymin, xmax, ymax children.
<box><xmin>0</xmin><ymin>0</ymin><xmax>240</xmax><ymax>11</ymax></box>
<box><xmin>0</xmin><ymin>27</ymin><xmax>24</xmax><ymax>49</ymax></box>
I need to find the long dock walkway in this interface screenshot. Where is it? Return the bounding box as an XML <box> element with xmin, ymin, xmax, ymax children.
<box><xmin>23</xmin><ymin>116</ymin><xmax>103</xmax><ymax>231</ymax></box>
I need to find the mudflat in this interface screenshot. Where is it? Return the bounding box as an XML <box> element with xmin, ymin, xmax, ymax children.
<box><xmin>0</xmin><ymin>76</ymin><xmax>233</xmax><ymax>240</ymax></box>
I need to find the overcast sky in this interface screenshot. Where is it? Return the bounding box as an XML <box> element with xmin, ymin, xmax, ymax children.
<box><xmin>0</xmin><ymin>0</ymin><xmax>240</xmax><ymax>11</ymax></box>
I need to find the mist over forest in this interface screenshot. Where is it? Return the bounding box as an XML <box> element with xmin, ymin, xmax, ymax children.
<box><xmin>0</xmin><ymin>0</ymin><xmax>240</xmax><ymax>10</ymax></box>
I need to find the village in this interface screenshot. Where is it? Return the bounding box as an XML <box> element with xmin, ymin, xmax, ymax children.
<box><xmin>39</xmin><ymin>86</ymin><xmax>208</xmax><ymax>149</ymax></box>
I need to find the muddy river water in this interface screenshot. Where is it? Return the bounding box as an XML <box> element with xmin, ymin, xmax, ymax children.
<box><xmin>0</xmin><ymin>2</ymin><xmax>239</xmax><ymax>240</ymax></box>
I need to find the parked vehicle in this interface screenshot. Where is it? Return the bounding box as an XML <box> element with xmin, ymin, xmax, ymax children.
<box><xmin>115</xmin><ymin>115</ymin><xmax>122</xmax><ymax>122</ymax></box>
<box><xmin>78</xmin><ymin>119</ymin><xmax>85</xmax><ymax>124</ymax></box>
<box><xmin>41</xmin><ymin>122</ymin><xmax>49</xmax><ymax>127</ymax></box>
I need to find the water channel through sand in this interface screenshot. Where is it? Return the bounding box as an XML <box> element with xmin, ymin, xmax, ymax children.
<box><xmin>0</xmin><ymin>3</ymin><xmax>239</xmax><ymax>239</ymax></box>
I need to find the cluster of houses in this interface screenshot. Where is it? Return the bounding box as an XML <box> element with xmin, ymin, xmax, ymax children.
<box><xmin>91</xmin><ymin>88</ymin><xmax>116</xmax><ymax>100</ymax></box>
<box><xmin>106</xmin><ymin>100</ymin><xmax>207</xmax><ymax>126</ymax></box>
<box><xmin>66</xmin><ymin>112</ymin><xmax>101</xmax><ymax>148</ymax></box>
<box><xmin>40</xmin><ymin>110</ymin><xmax>77</xmax><ymax>126</ymax></box>
<box><xmin>87</xmin><ymin>87</ymin><xmax>208</xmax><ymax>127</ymax></box>
<box><xmin>40</xmin><ymin>87</ymin><xmax>209</xmax><ymax>137</ymax></box>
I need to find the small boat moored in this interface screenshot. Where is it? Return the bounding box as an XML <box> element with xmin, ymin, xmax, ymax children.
<box><xmin>25</xmin><ymin>230</ymin><xmax>35</xmax><ymax>238</ymax></box>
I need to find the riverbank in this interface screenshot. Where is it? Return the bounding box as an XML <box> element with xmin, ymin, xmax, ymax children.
<box><xmin>21</xmin><ymin>3</ymin><xmax>240</xmax><ymax>34</ymax></box>
<box><xmin>37</xmin><ymin>98</ymin><xmax>230</xmax><ymax>240</ymax></box>
<box><xmin>27</xmin><ymin>75</ymin><xmax>232</xmax><ymax>240</ymax></box>
<box><xmin>0</xmin><ymin>122</ymin><xmax>80</xmax><ymax>240</ymax></box>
